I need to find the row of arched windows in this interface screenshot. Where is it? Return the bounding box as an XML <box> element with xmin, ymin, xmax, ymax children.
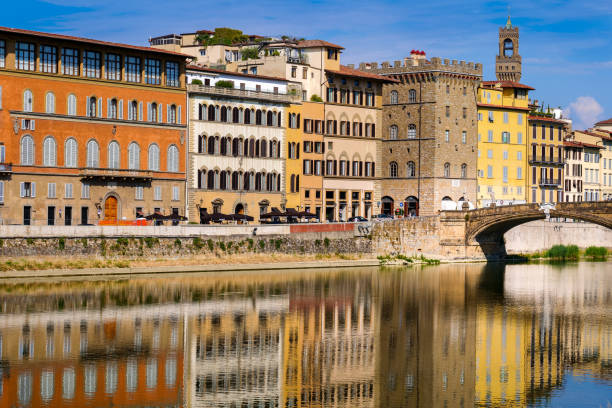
<box><xmin>389</xmin><ymin>124</ymin><xmax>417</xmax><ymax>140</ymax></box>
<box><xmin>22</xmin><ymin>90</ymin><xmax>180</xmax><ymax>123</ymax></box>
<box><xmin>389</xmin><ymin>89</ymin><xmax>417</xmax><ymax>104</ymax></box>
<box><xmin>197</xmin><ymin>135</ymin><xmax>281</xmax><ymax>158</ymax></box>
<box><xmin>20</xmin><ymin>135</ymin><xmax>179</xmax><ymax>172</ymax></box>
<box><xmin>388</xmin><ymin>161</ymin><xmax>468</xmax><ymax>178</ymax></box>
<box><xmin>198</xmin><ymin>104</ymin><xmax>281</xmax><ymax>127</ymax></box>
<box><xmin>197</xmin><ymin>169</ymin><xmax>281</xmax><ymax>192</ymax></box>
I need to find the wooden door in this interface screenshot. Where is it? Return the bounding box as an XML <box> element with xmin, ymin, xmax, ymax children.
<box><xmin>104</xmin><ymin>196</ymin><xmax>118</xmax><ymax>221</ymax></box>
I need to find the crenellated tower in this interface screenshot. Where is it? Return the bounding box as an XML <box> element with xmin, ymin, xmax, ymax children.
<box><xmin>495</xmin><ymin>16</ymin><xmax>521</xmax><ymax>82</ymax></box>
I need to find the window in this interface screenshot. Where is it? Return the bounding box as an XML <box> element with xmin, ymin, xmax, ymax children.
<box><xmin>43</xmin><ymin>137</ymin><xmax>57</xmax><ymax>166</ymax></box>
<box><xmin>517</xmin><ymin>151</ymin><xmax>522</xmax><ymax>160</ymax></box>
<box><xmin>128</xmin><ymin>100</ymin><xmax>138</xmax><ymax>120</ymax></box>
<box><xmin>446</xmin><ymin>84</ymin><xmax>450</xmax><ymax>94</ymax></box>
<box><xmin>61</xmin><ymin>48</ymin><xmax>79</xmax><ymax>75</ymax></box>
<box><xmin>86</xmin><ymin>140</ymin><xmax>99</xmax><ymax>167</ymax></box>
<box><xmin>503</xmin><ymin>150</ymin><xmax>508</xmax><ymax>160</ymax></box>
<box><xmin>407</xmin><ymin>161</ymin><xmax>415</xmax><ymax>177</ymax></box>
<box><xmin>135</xmin><ymin>186</ymin><xmax>144</xmax><ymax>200</ymax></box>
<box><xmin>45</xmin><ymin>92</ymin><xmax>55</xmax><ymax>113</ymax></box>
<box><xmin>487</xmin><ymin>165</ymin><xmax>493</xmax><ymax>178</ymax></box>
<box><xmin>108</xmin><ymin>98</ymin><xmax>117</xmax><ymax>119</ymax></box>
<box><xmin>105</xmin><ymin>53</ymin><xmax>121</xmax><ymax>80</ymax></box>
<box><xmin>502</xmin><ymin>166</ymin><xmax>508</xmax><ymax>183</ymax></box>
<box><xmin>48</xmin><ymin>182</ymin><xmax>56</xmax><ymax>198</ymax></box>
<box><xmin>148</xmin><ymin>144</ymin><xmax>160</xmax><ymax>171</ymax></box>
<box><xmin>67</xmin><ymin>94</ymin><xmax>77</xmax><ymax>116</ymax></box>
<box><xmin>81</xmin><ymin>182</ymin><xmax>90</xmax><ymax>199</ymax></box>
<box><xmin>462</xmin><ymin>107</ymin><xmax>467</xmax><ymax>119</ymax></box>
<box><xmin>83</xmin><ymin>51</ymin><xmax>101</xmax><ymax>78</ymax></box>
<box><xmin>0</xmin><ymin>40</ymin><xmax>5</xmax><ymax>68</ymax></box>
<box><xmin>487</xmin><ymin>149</ymin><xmax>493</xmax><ymax>158</ymax></box>
<box><xmin>409</xmin><ymin>89</ymin><xmax>417</xmax><ymax>103</ymax></box>
<box><xmin>517</xmin><ymin>132</ymin><xmax>523</xmax><ymax>144</ymax></box>
<box><xmin>389</xmin><ymin>125</ymin><xmax>398</xmax><ymax>140</ymax></box>
<box><xmin>502</xmin><ymin>132</ymin><xmax>510</xmax><ymax>143</ymax></box>
<box><xmin>488</xmin><ymin>111</ymin><xmax>494</xmax><ymax>122</ymax></box>
<box><xmin>167</xmin><ymin>145</ymin><xmax>179</xmax><ymax>172</ymax></box>
<box><xmin>445</xmin><ymin>106</ymin><xmax>450</xmax><ymax>117</ymax></box>
<box><xmin>172</xmin><ymin>186</ymin><xmax>179</xmax><ymax>201</ymax></box>
<box><xmin>291</xmin><ymin>66</ymin><xmax>297</xmax><ymax>78</ymax></box>
<box><xmin>461</xmin><ymin>131</ymin><xmax>467</xmax><ymax>144</ymax></box>
<box><xmin>166</xmin><ymin>61</ymin><xmax>180</xmax><ymax>87</ymax></box>
<box><xmin>478</xmin><ymin>112</ymin><xmax>483</xmax><ymax>121</ymax></box>
<box><xmin>126</xmin><ymin>56</ymin><xmax>141</xmax><ymax>82</ymax></box>
<box><xmin>65</xmin><ymin>138</ymin><xmax>77</xmax><ymax>168</ymax></box>
<box><xmin>16</xmin><ymin>42</ymin><xmax>35</xmax><ymax>71</ymax></box>
<box><xmin>487</xmin><ymin>130</ymin><xmax>493</xmax><ymax>143</ymax></box>
<box><xmin>149</xmin><ymin>102</ymin><xmax>158</xmax><ymax>122</ymax></box>
<box><xmin>444</xmin><ymin>162</ymin><xmax>450</xmax><ymax>177</ymax></box>
<box><xmin>145</xmin><ymin>58</ymin><xmax>161</xmax><ymax>85</ymax></box>
<box><xmin>445</xmin><ymin>130</ymin><xmax>450</xmax><ymax>142</ymax></box>
<box><xmin>517</xmin><ymin>113</ymin><xmax>523</xmax><ymax>124</ymax></box>
<box><xmin>517</xmin><ymin>166</ymin><xmax>523</xmax><ymax>179</ymax></box>
<box><xmin>107</xmin><ymin>141</ymin><xmax>120</xmax><ymax>169</ymax></box>
<box><xmin>87</xmin><ymin>96</ymin><xmax>97</xmax><ymax>117</ymax></box>
<box><xmin>407</xmin><ymin>124</ymin><xmax>417</xmax><ymax>139</ymax></box>
<box><xmin>154</xmin><ymin>186</ymin><xmax>162</xmax><ymax>201</ymax></box>
<box><xmin>461</xmin><ymin>163</ymin><xmax>467</xmax><ymax>178</ymax></box>
<box><xmin>128</xmin><ymin>142</ymin><xmax>140</xmax><ymax>169</ymax></box>
<box><xmin>40</xmin><ymin>45</ymin><xmax>57</xmax><ymax>73</ymax></box>
<box><xmin>168</xmin><ymin>105</ymin><xmax>177</xmax><ymax>124</ymax></box>
<box><xmin>390</xmin><ymin>90</ymin><xmax>398</xmax><ymax>104</ymax></box>
<box><xmin>23</xmin><ymin>90</ymin><xmax>33</xmax><ymax>112</ymax></box>
<box><xmin>503</xmin><ymin>112</ymin><xmax>509</xmax><ymax>123</ymax></box>
<box><xmin>20</xmin><ymin>135</ymin><xmax>34</xmax><ymax>165</ymax></box>
<box><xmin>389</xmin><ymin>161</ymin><xmax>398</xmax><ymax>178</ymax></box>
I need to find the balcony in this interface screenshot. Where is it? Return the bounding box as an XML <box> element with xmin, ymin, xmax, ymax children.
<box><xmin>529</xmin><ymin>156</ymin><xmax>564</xmax><ymax>166</ymax></box>
<box><xmin>539</xmin><ymin>178</ymin><xmax>561</xmax><ymax>187</ymax></box>
<box><xmin>0</xmin><ymin>163</ymin><xmax>12</xmax><ymax>174</ymax></box>
<box><xmin>188</xmin><ymin>84</ymin><xmax>299</xmax><ymax>104</ymax></box>
<box><xmin>79</xmin><ymin>168</ymin><xmax>153</xmax><ymax>182</ymax></box>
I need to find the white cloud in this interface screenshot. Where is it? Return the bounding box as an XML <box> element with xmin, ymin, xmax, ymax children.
<box><xmin>564</xmin><ymin>96</ymin><xmax>604</xmax><ymax>129</ymax></box>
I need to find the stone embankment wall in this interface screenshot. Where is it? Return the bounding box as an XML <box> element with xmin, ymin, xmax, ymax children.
<box><xmin>0</xmin><ymin>234</ymin><xmax>371</xmax><ymax>258</ymax></box>
<box><xmin>504</xmin><ymin>220</ymin><xmax>612</xmax><ymax>253</ymax></box>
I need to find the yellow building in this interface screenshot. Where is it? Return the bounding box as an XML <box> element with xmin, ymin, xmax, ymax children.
<box><xmin>477</xmin><ymin>81</ymin><xmax>532</xmax><ymax>207</ymax></box>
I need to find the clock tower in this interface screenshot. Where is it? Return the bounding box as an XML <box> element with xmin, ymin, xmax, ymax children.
<box><xmin>495</xmin><ymin>16</ymin><xmax>521</xmax><ymax>82</ymax></box>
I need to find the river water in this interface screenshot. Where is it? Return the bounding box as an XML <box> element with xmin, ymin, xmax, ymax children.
<box><xmin>0</xmin><ymin>262</ymin><xmax>610</xmax><ymax>408</ymax></box>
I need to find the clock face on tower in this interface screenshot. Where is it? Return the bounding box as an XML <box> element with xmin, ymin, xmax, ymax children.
<box><xmin>503</xmin><ymin>39</ymin><xmax>514</xmax><ymax>57</ymax></box>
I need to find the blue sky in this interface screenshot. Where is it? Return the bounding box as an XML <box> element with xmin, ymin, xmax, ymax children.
<box><xmin>5</xmin><ymin>0</ymin><xmax>611</xmax><ymax>129</ymax></box>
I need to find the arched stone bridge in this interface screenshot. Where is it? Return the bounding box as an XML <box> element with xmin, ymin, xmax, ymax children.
<box><xmin>373</xmin><ymin>202</ymin><xmax>612</xmax><ymax>261</ymax></box>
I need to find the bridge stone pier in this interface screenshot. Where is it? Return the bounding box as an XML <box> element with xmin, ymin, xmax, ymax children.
<box><xmin>372</xmin><ymin>202</ymin><xmax>612</xmax><ymax>261</ymax></box>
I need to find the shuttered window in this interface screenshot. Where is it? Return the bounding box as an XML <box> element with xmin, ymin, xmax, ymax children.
<box><xmin>107</xmin><ymin>141</ymin><xmax>120</xmax><ymax>169</ymax></box>
<box><xmin>48</xmin><ymin>182</ymin><xmax>56</xmax><ymax>198</ymax></box>
<box><xmin>67</xmin><ymin>94</ymin><xmax>77</xmax><ymax>116</ymax></box>
<box><xmin>86</xmin><ymin>140</ymin><xmax>99</xmax><ymax>168</ymax></box>
<box><xmin>128</xmin><ymin>142</ymin><xmax>140</xmax><ymax>169</ymax></box>
<box><xmin>148</xmin><ymin>144</ymin><xmax>160</xmax><ymax>171</ymax></box>
<box><xmin>23</xmin><ymin>90</ymin><xmax>33</xmax><ymax>112</ymax></box>
<box><xmin>43</xmin><ymin>137</ymin><xmax>57</xmax><ymax>166</ymax></box>
<box><xmin>167</xmin><ymin>145</ymin><xmax>178</xmax><ymax>172</ymax></box>
<box><xmin>64</xmin><ymin>138</ymin><xmax>77</xmax><ymax>168</ymax></box>
<box><xmin>20</xmin><ymin>135</ymin><xmax>34</xmax><ymax>165</ymax></box>
<box><xmin>65</xmin><ymin>183</ymin><xmax>73</xmax><ymax>198</ymax></box>
<box><xmin>45</xmin><ymin>92</ymin><xmax>55</xmax><ymax>113</ymax></box>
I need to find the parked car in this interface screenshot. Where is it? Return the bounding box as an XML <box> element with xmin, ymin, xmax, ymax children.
<box><xmin>374</xmin><ymin>213</ymin><xmax>394</xmax><ymax>221</ymax></box>
<box><xmin>348</xmin><ymin>216</ymin><xmax>368</xmax><ymax>222</ymax></box>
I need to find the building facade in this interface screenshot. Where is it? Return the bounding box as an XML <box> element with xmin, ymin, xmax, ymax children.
<box><xmin>527</xmin><ymin>115</ymin><xmax>566</xmax><ymax>203</ymax></box>
<box><xmin>563</xmin><ymin>141</ymin><xmax>584</xmax><ymax>202</ymax></box>
<box><xmin>0</xmin><ymin>27</ymin><xmax>187</xmax><ymax>226</ymax></box>
<box><xmin>571</xmin><ymin>129</ymin><xmax>612</xmax><ymax>201</ymax></box>
<box><xmin>358</xmin><ymin>51</ymin><xmax>481</xmax><ymax>215</ymax></box>
<box><xmin>186</xmin><ymin>66</ymin><xmax>297</xmax><ymax>222</ymax></box>
<box><xmin>476</xmin><ymin>81</ymin><xmax>530</xmax><ymax>207</ymax></box>
<box><xmin>495</xmin><ymin>16</ymin><xmax>522</xmax><ymax>82</ymax></box>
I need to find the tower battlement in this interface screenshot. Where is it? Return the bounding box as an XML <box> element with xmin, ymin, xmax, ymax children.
<box><xmin>352</xmin><ymin>54</ymin><xmax>482</xmax><ymax>77</ymax></box>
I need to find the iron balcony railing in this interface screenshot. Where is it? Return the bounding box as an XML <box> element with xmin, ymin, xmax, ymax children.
<box><xmin>539</xmin><ymin>178</ymin><xmax>561</xmax><ymax>187</ymax></box>
<box><xmin>529</xmin><ymin>156</ymin><xmax>564</xmax><ymax>165</ymax></box>
<box><xmin>188</xmin><ymin>84</ymin><xmax>299</xmax><ymax>104</ymax></box>
<box><xmin>0</xmin><ymin>163</ymin><xmax>12</xmax><ymax>173</ymax></box>
<box><xmin>79</xmin><ymin>167</ymin><xmax>154</xmax><ymax>181</ymax></box>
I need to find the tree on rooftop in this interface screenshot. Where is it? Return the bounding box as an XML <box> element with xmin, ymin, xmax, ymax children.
<box><xmin>197</xmin><ymin>28</ymin><xmax>249</xmax><ymax>47</ymax></box>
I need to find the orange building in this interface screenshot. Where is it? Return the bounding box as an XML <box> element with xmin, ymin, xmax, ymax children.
<box><xmin>0</xmin><ymin>27</ymin><xmax>188</xmax><ymax>225</ymax></box>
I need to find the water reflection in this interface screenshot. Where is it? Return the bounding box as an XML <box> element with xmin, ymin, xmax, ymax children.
<box><xmin>0</xmin><ymin>262</ymin><xmax>610</xmax><ymax>407</ymax></box>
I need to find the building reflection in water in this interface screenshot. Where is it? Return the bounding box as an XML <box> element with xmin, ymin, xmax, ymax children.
<box><xmin>0</xmin><ymin>262</ymin><xmax>610</xmax><ymax>407</ymax></box>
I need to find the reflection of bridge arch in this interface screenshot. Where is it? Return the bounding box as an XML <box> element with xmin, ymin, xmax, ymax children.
<box><xmin>465</xmin><ymin>202</ymin><xmax>612</xmax><ymax>244</ymax></box>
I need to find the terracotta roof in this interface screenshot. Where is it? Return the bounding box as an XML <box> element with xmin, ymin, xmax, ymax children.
<box><xmin>326</xmin><ymin>65</ymin><xmax>399</xmax><ymax>83</ymax></box>
<box><xmin>564</xmin><ymin>140</ymin><xmax>603</xmax><ymax>149</ymax></box>
<box><xmin>0</xmin><ymin>26</ymin><xmax>190</xmax><ymax>58</ymax></box>
<box><xmin>296</xmin><ymin>40</ymin><xmax>344</xmax><ymax>50</ymax></box>
<box><xmin>481</xmin><ymin>80</ymin><xmax>535</xmax><ymax>90</ymax></box>
<box><xmin>595</xmin><ymin>117</ymin><xmax>612</xmax><ymax>126</ymax></box>
<box><xmin>477</xmin><ymin>103</ymin><xmax>530</xmax><ymax>111</ymax></box>
<box><xmin>187</xmin><ymin>64</ymin><xmax>288</xmax><ymax>82</ymax></box>
<box><xmin>528</xmin><ymin>115</ymin><xmax>566</xmax><ymax>124</ymax></box>
<box><xmin>577</xmin><ymin>129</ymin><xmax>612</xmax><ymax>141</ymax></box>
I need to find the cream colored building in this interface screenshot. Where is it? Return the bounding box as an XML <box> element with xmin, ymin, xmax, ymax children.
<box><xmin>572</xmin><ymin>129</ymin><xmax>610</xmax><ymax>201</ymax></box>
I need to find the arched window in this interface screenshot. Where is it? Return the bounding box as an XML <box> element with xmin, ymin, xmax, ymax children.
<box><xmin>169</xmin><ymin>104</ymin><xmax>177</xmax><ymax>124</ymax></box>
<box><xmin>45</xmin><ymin>92</ymin><xmax>55</xmax><ymax>114</ymax></box>
<box><xmin>244</xmin><ymin>109</ymin><xmax>251</xmax><ymax>124</ymax></box>
<box><xmin>408</xmin><ymin>89</ymin><xmax>417</xmax><ymax>103</ymax></box>
<box><xmin>461</xmin><ymin>163</ymin><xmax>467</xmax><ymax>178</ymax></box>
<box><xmin>67</xmin><ymin>94</ymin><xmax>77</xmax><ymax>116</ymax></box>
<box><xmin>198</xmin><ymin>135</ymin><xmax>206</xmax><ymax>153</ymax></box>
<box><xmin>208</xmin><ymin>105</ymin><xmax>215</xmax><ymax>121</ymax></box>
<box><xmin>43</xmin><ymin>136</ymin><xmax>57</xmax><ymax>166</ymax></box>
<box><xmin>256</xmin><ymin>110</ymin><xmax>263</xmax><ymax>125</ymax></box>
<box><xmin>267</xmin><ymin>111</ymin><xmax>273</xmax><ymax>126</ymax></box>
<box><xmin>207</xmin><ymin>137</ymin><xmax>216</xmax><ymax>155</ymax></box>
<box><xmin>407</xmin><ymin>124</ymin><xmax>417</xmax><ymax>139</ymax></box>
<box><xmin>503</xmin><ymin>39</ymin><xmax>514</xmax><ymax>57</ymax></box>
<box><xmin>108</xmin><ymin>141</ymin><xmax>120</xmax><ymax>169</ymax></box>
<box><xmin>109</xmin><ymin>98</ymin><xmax>118</xmax><ymax>119</ymax></box>
<box><xmin>290</xmin><ymin>174</ymin><xmax>295</xmax><ymax>193</ymax></box>
<box><xmin>444</xmin><ymin>162</ymin><xmax>450</xmax><ymax>178</ymax></box>
<box><xmin>390</xmin><ymin>90</ymin><xmax>398</xmax><ymax>104</ymax></box>
<box><xmin>167</xmin><ymin>145</ymin><xmax>179</xmax><ymax>172</ymax></box>
<box><xmin>148</xmin><ymin>143</ymin><xmax>160</xmax><ymax>171</ymax></box>
<box><xmin>128</xmin><ymin>142</ymin><xmax>140</xmax><ymax>170</ymax></box>
<box><xmin>407</xmin><ymin>161</ymin><xmax>415</xmax><ymax>177</ymax></box>
<box><xmin>23</xmin><ymin>90</ymin><xmax>33</xmax><ymax>112</ymax></box>
<box><xmin>86</xmin><ymin>140</ymin><xmax>99</xmax><ymax>168</ymax></box>
<box><xmin>129</xmin><ymin>100</ymin><xmax>138</xmax><ymax>120</ymax></box>
<box><xmin>232</xmin><ymin>107</ymin><xmax>240</xmax><ymax>123</ymax></box>
<box><xmin>88</xmin><ymin>96</ymin><xmax>97</xmax><ymax>117</ymax></box>
<box><xmin>64</xmin><ymin>138</ymin><xmax>78</xmax><ymax>168</ymax></box>
<box><xmin>20</xmin><ymin>135</ymin><xmax>34</xmax><ymax>165</ymax></box>
<box><xmin>207</xmin><ymin>170</ymin><xmax>215</xmax><ymax>190</ymax></box>
<box><xmin>150</xmin><ymin>102</ymin><xmax>158</xmax><ymax>122</ymax></box>
<box><xmin>389</xmin><ymin>125</ymin><xmax>398</xmax><ymax>140</ymax></box>
<box><xmin>220</xmin><ymin>171</ymin><xmax>228</xmax><ymax>190</ymax></box>
<box><xmin>389</xmin><ymin>161</ymin><xmax>398</xmax><ymax>178</ymax></box>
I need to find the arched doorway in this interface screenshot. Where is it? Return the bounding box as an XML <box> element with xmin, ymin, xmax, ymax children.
<box><xmin>104</xmin><ymin>196</ymin><xmax>118</xmax><ymax>221</ymax></box>
<box><xmin>404</xmin><ymin>196</ymin><xmax>419</xmax><ymax>217</ymax></box>
<box><xmin>381</xmin><ymin>196</ymin><xmax>394</xmax><ymax>216</ymax></box>
<box><xmin>441</xmin><ymin>196</ymin><xmax>455</xmax><ymax>211</ymax></box>
<box><xmin>235</xmin><ymin>203</ymin><xmax>244</xmax><ymax>215</ymax></box>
